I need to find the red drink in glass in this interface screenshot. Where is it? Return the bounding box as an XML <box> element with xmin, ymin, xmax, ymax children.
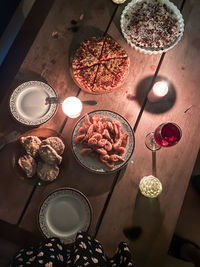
<box><xmin>154</xmin><ymin>123</ymin><xmax>181</xmax><ymax>147</ymax></box>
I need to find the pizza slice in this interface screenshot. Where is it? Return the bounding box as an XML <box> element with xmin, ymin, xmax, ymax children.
<box><xmin>72</xmin><ymin>64</ymin><xmax>99</xmax><ymax>93</ymax></box>
<box><xmin>100</xmin><ymin>37</ymin><xmax>128</xmax><ymax>61</ymax></box>
<box><xmin>102</xmin><ymin>57</ymin><xmax>130</xmax><ymax>82</ymax></box>
<box><xmin>92</xmin><ymin>64</ymin><xmax>116</xmax><ymax>93</ymax></box>
<box><xmin>85</xmin><ymin>37</ymin><xmax>105</xmax><ymax>59</ymax></box>
<box><xmin>72</xmin><ymin>43</ymin><xmax>99</xmax><ymax>69</ymax></box>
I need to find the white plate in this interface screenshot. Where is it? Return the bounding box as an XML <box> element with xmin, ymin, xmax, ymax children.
<box><xmin>120</xmin><ymin>0</ymin><xmax>184</xmax><ymax>55</ymax></box>
<box><xmin>9</xmin><ymin>81</ymin><xmax>58</xmax><ymax>126</ymax></box>
<box><xmin>39</xmin><ymin>188</ymin><xmax>92</xmax><ymax>244</ymax></box>
<box><xmin>72</xmin><ymin>110</ymin><xmax>135</xmax><ymax>174</ymax></box>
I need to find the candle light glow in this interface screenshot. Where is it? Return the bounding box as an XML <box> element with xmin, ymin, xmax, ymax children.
<box><xmin>62</xmin><ymin>96</ymin><xmax>83</xmax><ymax>118</ymax></box>
<box><xmin>148</xmin><ymin>81</ymin><xmax>169</xmax><ymax>102</ymax></box>
<box><xmin>112</xmin><ymin>0</ymin><xmax>127</xmax><ymax>3</ymax></box>
<box><xmin>139</xmin><ymin>175</ymin><xmax>162</xmax><ymax>198</ymax></box>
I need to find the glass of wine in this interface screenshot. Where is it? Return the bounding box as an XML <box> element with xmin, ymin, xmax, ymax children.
<box><xmin>145</xmin><ymin>122</ymin><xmax>182</xmax><ymax>151</ymax></box>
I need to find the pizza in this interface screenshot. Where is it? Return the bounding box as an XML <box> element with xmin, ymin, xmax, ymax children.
<box><xmin>71</xmin><ymin>37</ymin><xmax>130</xmax><ymax>94</ymax></box>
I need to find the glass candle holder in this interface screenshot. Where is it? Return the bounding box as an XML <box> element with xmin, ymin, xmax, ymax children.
<box><xmin>62</xmin><ymin>96</ymin><xmax>83</xmax><ymax>118</ymax></box>
<box><xmin>139</xmin><ymin>175</ymin><xmax>162</xmax><ymax>198</ymax></box>
<box><xmin>112</xmin><ymin>0</ymin><xmax>127</xmax><ymax>3</ymax></box>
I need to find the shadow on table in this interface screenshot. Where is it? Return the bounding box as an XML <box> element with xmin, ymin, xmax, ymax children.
<box><xmin>62</xmin><ymin>151</ymin><xmax>129</xmax><ymax>197</ymax></box>
<box><xmin>123</xmin><ymin>149</ymin><xmax>169</xmax><ymax>265</ymax></box>
<box><xmin>124</xmin><ymin>192</ymin><xmax>167</xmax><ymax>265</ymax></box>
<box><xmin>0</xmin><ymin>0</ymin><xmax>55</xmax><ymax>103</ymax></box>
<box><xmin>135</xmin><ymin>75</ymin><xmax>177</xmax><ymax>114</ymax></box>
<box><xmin>68</xmin><ymin>26</ymin><xmax>104</xmax><ymax>64</ymax></box>
<box><xmin>124</xmin><ymin>191</ymin><xmax>162</xmax><ymax>239</ymax></box>
<box><xmin>11</xmin><ymin>68</ymin><xmax>48</xmax><ymax>90</ymax></box>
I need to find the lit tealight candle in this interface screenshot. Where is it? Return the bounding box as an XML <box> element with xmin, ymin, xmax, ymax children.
<box><xmin>62</xmin><ymin>96</ymin><xmax>83</xmax><ymax>118</ymax></box>
<box><xmin>139</xmin><ymin>175</ymin><xmax>162</xmax><ymax>198</ymax></box>
<box><xmin>147</xmin><ymin>81</ymin><xmax>169</xmax><ymax>102</ymax></box>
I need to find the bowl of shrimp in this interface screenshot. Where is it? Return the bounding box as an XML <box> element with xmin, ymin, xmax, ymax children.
<box><xmin>71</xmin><ymin>110</ymin><xmax>135</xmax><ymax>174</ymax></box>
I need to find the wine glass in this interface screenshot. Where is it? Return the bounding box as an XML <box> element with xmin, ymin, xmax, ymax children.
<box><xmin>145</xmin><ymin>122</ymin><xmax>182</xmax><ymax>151</ymax></box>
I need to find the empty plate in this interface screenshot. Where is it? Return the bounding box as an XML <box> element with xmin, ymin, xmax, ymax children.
<box><xmin>9</xmin><ymin>81</ymin><xmax>58</xmax><ymax>126</ymax></box>
<box><xmin>38</xmin><ymin>188</ymin><xmax>92</xmax><ymax>244</ymax></box>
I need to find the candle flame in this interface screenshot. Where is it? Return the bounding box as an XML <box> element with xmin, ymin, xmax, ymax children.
<box><xmin>62</xmin><ymin>96</ymin><xmax>82</xmax><ymax>118</ymax></box>
<box><xmin>152</xmin><ymin>81</ymin><xmax>168</xmax><ymax>97</ymax></box>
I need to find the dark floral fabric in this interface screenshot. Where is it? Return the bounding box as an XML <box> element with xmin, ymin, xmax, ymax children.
<box><xmin>11</xmin><ymin>231</ymin><xmax>134</xmax><ymax>266</ymax></box>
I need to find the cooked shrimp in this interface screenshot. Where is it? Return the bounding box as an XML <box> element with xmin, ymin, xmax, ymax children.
<box><xmin>113</xmin><ymin>138</ymin><xmax>122</xmax><ymax>150</ymax></box>
<box><xmin>85</xmin><ymin>114</ymin><xmax>92</xmax><ymax>125</ymax></box>
<box><xmin>115</xmin><ymin>146</ymin><xmax>125</xmax><ymax>155</ymax></box>
<box><xmin>110</xmin><ymin>154</ymin><xmax>124</xmax><ymax>162</ymax></box>
<box><xmin>112</xmin><ymin>122</ymin><xmax>119</xmax><ymax>138</ymax></box>
<box><xmin>85</xmin><ymin>124</ymin><xmax>94</xmax><ymax>139</ymax></box>
<box><xmin>107</xmin><ymin>121</ymin><xmax>114</xmax><ymax>131</ymax></box>
<box><xmin>121</xmin><ymin>133</ymin><xmax>129</xmax><ymax>147</ymax></box>
<box><xmin>104</xmin><ymin>140</ymin><xmax>112</xmax><ymax>151</ymax></box>
<box><xmin>92</xmin><ymin>133</ymin><xmax>102</xmax><ymax>141</ymax></box>
<box><xmin>99</xmin><ymin>154</ymin><xmax>110</xmax><ymax>163</ymax></box>
<box><xmin>82</xmin><ymin>123</ymin><xmax>90</xmax><ymax>130</ymax></box>
<box><xmin>96</xmin><ymin>121</ymin><xmax>104</xmax><ymax>133</ymax></box>
<box><xmin>105</xmin><ymin>161</ymin><xmax>114</xmax><ymax>168</ymax></box>
<box><xmin>102</xmin><ymin>129</ymin><xmax>111</xmax><ymax>140</ymax></box>
<box><xmin>98</xmin><ymin>138</ymin><xmax>107</xmax><ymax>147</ymax></box>
<box><xmin>88</xmin><ymin>137</ymin><xmax>98</xmax><ymax>146</ymax></box>
<box><xmin>92</xmin><ymin>114</ymin><xmax>100</xmax><ymax>124</ymax></box>
<box><xmin>98</xmin><ymin>115</ymin><xmax>105</xmax><ymax>121</ymax></box>
<box><xmin>115</xmin><ymin>121</ymin><xmax>121</xmax><ymax>132</ymax></box>
<box><xmin>96</xmin><ymin>148</ymin><xmax>108</xmax><ymax>155</ymax></box>
<box><xmin>75</xmin><ymin>134</ymin><xmax>86</xmax><ymax>144</ymax></box>
<box><xmin>78</xmin><ymin>126</ymin><xmax>87</xmax><ymax>135</ymax></box>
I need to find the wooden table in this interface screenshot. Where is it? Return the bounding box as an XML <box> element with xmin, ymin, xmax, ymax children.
<box><xmin>0</xmin><ymin>0</ymin><xmax>200</xmax><ymax>266</ymax></box>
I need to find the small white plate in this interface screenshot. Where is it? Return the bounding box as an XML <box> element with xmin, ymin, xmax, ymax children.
<box><xmin>38</xmin><ymin>188</ymin><xmax>92</xmax><ymax>244</ymax></box>
<box><xmin>9</xmin><ymin>81</ymin><xmax>58</xmax><ymax>126</ymax></box>
<box><xmin>72</xmin><ymin>110</ymin><xmax>135</xmax><ymax>174</ymax></box>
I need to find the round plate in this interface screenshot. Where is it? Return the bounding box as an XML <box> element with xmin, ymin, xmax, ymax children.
<box><xmin>120</xmin><ymin>0</ymin><xmax>184</xmax><ymax>55</ymax></box>
<box><xmin>38</xmin><ymin>188</ymin><xmax>92</xmax><ymax>244</ymax></box>
<box><xmin>9</xmin><ymin>81</ymin><xmax>58</xmax><ymax>126</ymax></box>
<box><xmin>71</xmin><ymin>110</ymin><xmax>135</xmax><ymax>174</ymax></box>
<box><xmin>12</xmin><ymin>128</ymin><xmax>64</xmax><ymax>184</ymax></box>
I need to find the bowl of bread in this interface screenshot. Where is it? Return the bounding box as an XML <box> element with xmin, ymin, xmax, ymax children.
<box><xmin>14</xmin><ymin>128</ymin><xmax>65</xmax><ymax>183</ymax></box>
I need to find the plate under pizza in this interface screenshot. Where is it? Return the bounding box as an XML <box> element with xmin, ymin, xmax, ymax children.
<box><xmin>71</xmin><ymin>110</ymin><xmax>135</xmax><ymax>174</ymax></box>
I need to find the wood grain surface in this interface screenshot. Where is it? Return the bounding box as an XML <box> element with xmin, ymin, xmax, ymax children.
<box><xmin>95</xmin><ymin>0</ymin><xmax>200</xmax><ymax>266</ymax></box>
<box><xmin>0</xmin><ymin>0</ymin><xmax>199</xmax><ymax>266</ymax></box>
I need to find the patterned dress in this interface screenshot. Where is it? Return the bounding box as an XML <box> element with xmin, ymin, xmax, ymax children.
<box><xmin>11</xmin><ymin>231</ymin><xmax>134</xmax><ymax>266</ymax></box>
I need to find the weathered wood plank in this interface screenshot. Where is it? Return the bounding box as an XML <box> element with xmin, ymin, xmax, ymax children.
<box><xmin>0</xmin><ymin>0</ymin><xmax>116</xmax><ymax>225</ymax></box>
<box><xmin>17</xmin><ymin>0</ymin><xmax>117</xmax><ymax>234</ymax></box>
<box><xmin>96</xmin><ymin>0</ymin><xmax>200</xmax><ymax>266</ymax></box>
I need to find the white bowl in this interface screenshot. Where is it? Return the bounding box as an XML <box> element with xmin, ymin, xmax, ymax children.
<box><xmin>120</xmin><ymin>0</ymin><xmax>184</xmax><ymax>55</ymax></box>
